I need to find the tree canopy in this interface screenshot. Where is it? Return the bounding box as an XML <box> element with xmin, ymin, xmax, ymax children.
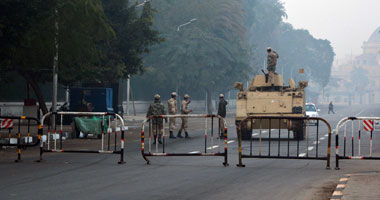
<box><xmin>0</xmin><ymin>0</ymin><xmax>161</xmax><ymax>114</ymax></box>
<box><xmin>132</xmin><ymin>0</ymin><xmax>335</xmax><ymax>106</ymax></box>
<box><xmin>0</xmin><ymin>0</ymin><xmax>335</xmax><ymax>114</ymax></box>
<box><xmin>133</xmin><ymin>0</ymin><xmax>251</xmax><ymax>103</ymax></box>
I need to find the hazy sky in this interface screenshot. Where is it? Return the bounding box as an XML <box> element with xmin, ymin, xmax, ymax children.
<box><xmin>281</xmin><ymin>0</ymin><xmax>380</xmax><ymax>59</ymax></box>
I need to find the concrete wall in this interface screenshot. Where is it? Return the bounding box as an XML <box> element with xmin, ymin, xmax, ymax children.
<box><xmin>0</xmin><ymin>100</ymin><xmax>237</xmax><ymax>116</ymax></box>
<box><xmin>123</xmin><ymin>99</ymin><xmax>236</xmax><ymax>114</ymax></box>
<box><xmin>0</xmin><ymin>102</ymin><xmax>62</xmax><ymax>117</ymax></box>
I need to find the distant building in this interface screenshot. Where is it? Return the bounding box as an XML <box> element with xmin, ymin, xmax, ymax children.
<box><xmin>322</xmin><ymin>26</ymin><xmax>380</xmax><ymax>105</ymax></box>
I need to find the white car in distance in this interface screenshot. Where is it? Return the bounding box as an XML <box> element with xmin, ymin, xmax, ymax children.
<box><xmin>305</xmin><ymin>103</ymin><xmax>320</xmax><ymax>125</ymax></box>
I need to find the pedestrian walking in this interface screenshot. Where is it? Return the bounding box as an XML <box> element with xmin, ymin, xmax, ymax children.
<box><xmin>177</xmin><ymin>94</ymin><xmax>192</xmax><ymax>138</ymax></box>
<box><xmin>146</xmin><ymin>94</ymin><xmax>167</xmax><ymax>144</ymax></box>
<box><xmin>328</xmin><ymin>101</ymin><xmax>335</xmax><ymax>114</ymax></box>
<box><xmin>217</xmin><ymin>94</ymin><xmax>228</xmax><ymax>138</ymax></box>
<box><xmin>167</xmin><ymin>92</ymin><xmax>177</xmax><ymax>139</ymax></box>
<box><xmin>266</xmin><ymin>47</ymin><xmax>279</xmax><ymax>89</ymax></box>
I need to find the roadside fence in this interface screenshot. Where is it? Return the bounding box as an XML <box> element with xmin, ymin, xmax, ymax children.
<box><xmin>335</xmin><ymin>117</ymin><xmax>380</xmax><ymax>169</ymax></box>
<box><xmin>0</xmin><ymin>116</ymin><xmax>42</xmax><ymax>162</ymax></box>
<box><xmin>38</xmin><ymin>112</ymin><xmax>126</xmax><ymax>164</ymax></box>
<box><xmin>237</xmin><ymin>116</ymin><xmax>331</xmax><ymax>169</ymax></box>
<box><xmin>141</xmin><ymin>114</ymin><xmax>228</xmax><ymax>166</ymax></box>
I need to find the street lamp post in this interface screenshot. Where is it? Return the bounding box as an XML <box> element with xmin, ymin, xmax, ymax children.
<box><xmin>136</xmin><ymin>0</ymin><xmax>150</xmax><ymax>7</ymax></box>
<box><xmin>125</xmin><ymin>1</ymin><xmax>152</xmax><ymax>116</ymax></box>
<box><xmin>176</xmin><ymin>18</ymin><xmax>198</xmax><ymax>110</ymax></box>
<box><xmin>177</xmin><ymin>18</ymin><xmax>197</xmax><ymax>32</ymax></box>
<box><xmin>52</xmin><ymin>8</ymin><xmax>59</xmax><ymax>127</ymax></box>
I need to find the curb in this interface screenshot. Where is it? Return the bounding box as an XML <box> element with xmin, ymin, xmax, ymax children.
<box><xmin>330</xmin><ymin>175</ymin><xmax>350</xmax><ymax>200</ymax></box>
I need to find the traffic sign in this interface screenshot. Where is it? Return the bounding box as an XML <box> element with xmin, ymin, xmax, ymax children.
<box><xmin>374</xmin><ymin>120</ymin><xmax>380</xmax><ymax>131</ymax></box>
<box><xmin>363</xmin><ymin>120</ymin><xmax>374</xmax><ymax>131</ymax></box>
<box><xmin>1</xmin><ymin>119</ymin><xmax>13</xmax><ymax>129</ymax></box>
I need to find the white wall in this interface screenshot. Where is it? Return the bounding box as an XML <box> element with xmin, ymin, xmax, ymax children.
<box><xmin>0</xmin><ymin>100</ymin><xmax>237</xmax><ymax>116</ymax></box>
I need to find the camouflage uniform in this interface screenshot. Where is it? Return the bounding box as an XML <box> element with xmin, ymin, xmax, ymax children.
<box><xmin>217</xmin><ymin>96</ymin><xmax>228</xmax><ymax>137</ymax></box>
<box><xmin>267</xmin><ymin>50</ymin><xmax>279</xmax><ymax>84</ymax></box>
<box><xmin>146</xmin><ymin>99</ymin><xmax>166</xmax><ymax>137</ymax></box>
<box><xmin>178</xmin><ymin>99</ymin><xmax>191</xmax><ymax>135</ymax></box>
<box><xmin>167</xmin><ymin>97</ymin><xmax>177</xmax><ymax>131</ymax></box>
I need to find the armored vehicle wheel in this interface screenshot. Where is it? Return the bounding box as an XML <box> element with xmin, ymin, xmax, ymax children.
<box><xmin>241</xmin><ymin>128</ymin><xmax>252</xmax><ymax>140</ymax></box>
<box><xmin>293</xmin><ymin>120</ymin><xmax>305</xmax><ymax>140</ymax></box>
<box><xmin>236</xmin><ymin>121</ymin><xmax>252</xmax><ymax>140</ymax></box>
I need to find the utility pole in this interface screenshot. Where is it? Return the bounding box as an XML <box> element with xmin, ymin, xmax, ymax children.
<box><xmin>52</xmin><ymin>8</ymin><xmax>59</xmax><ymax>127</ymax></box>
<box><xmin>126</xmin><ymin>75</ymin><xmax>130</xmax><ymax>116</ymax></box>
<box><xmin>205</xmin><ymin>90</ymin><xmax>207</xmax><ymax>113</ymax></box>
<box><xmin>65</xmin><ymin>86</ymin><xmax>69</xmax><ymax>103</ymax></box>
<box><xmin>118</xmin><ymin>79</ymin><xmax>124</xmax><ymax>115</ymax></box>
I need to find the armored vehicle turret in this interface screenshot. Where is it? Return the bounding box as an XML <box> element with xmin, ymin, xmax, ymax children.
<box><xmin>234</xmin><ymin>72</ymin><xmax>308</xmax><ymax>140</ymax></box>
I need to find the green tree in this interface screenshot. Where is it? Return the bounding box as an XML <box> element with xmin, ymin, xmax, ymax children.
<box><xmin>273</xmin><ymin>23</ymin><xmax>335</xmax><ymax>87</ymax></box>
<box><xmin>132</xmin><ymin>0</ymin><xmax>335</xmax><ymax>108</ymax></box>
<box><xmin>100</xmin><ymin>0</ymin><xmax>163</xmax><ymax>81</ymax></box>
<box><xmin>243</xmin><ymin>0</ymin><xmax>287</xmax><ymax>73</ymax></box>
<box><xmin>243</xmin><ymin>0</ymin><xmax>334</xmax><ymax>93</ymax></box>
<box><xmin>134</xmin><ymin>0</ymin><xmax>251</xmax><ymax>113</ymax></box>
<box><xmin>0</xmin><ymin>0</ymin><xmax>162</xmax><ymax>114</ymax></box>
<box><xmin>0</xmin><ymin>0</ymin><xmax>114</xmax><ymax>114</ymax></box>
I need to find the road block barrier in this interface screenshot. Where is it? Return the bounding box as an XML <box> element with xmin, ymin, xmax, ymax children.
<box><xmin>141</xmin><ymin>114</ymin><xmax>228</xmax><ymax>166</ymax></box>
<box><xmin>39</xmin><ymin>112</ymin><xmax>126</xmax><ymax>164</ymax></box>
<box><xmin>335</xmin><ymin>117</ymin><xmax>380</xmax><ymax>170</ymax></box>
<box><xmin>0</xmin><ymin>116</ymin><xmax>42</xmax><ymax>162</ymax></box>
<box><xmin>237</xmin><ymin>116</ymin><xmax>331</xmax><ymax>169</ymax></box>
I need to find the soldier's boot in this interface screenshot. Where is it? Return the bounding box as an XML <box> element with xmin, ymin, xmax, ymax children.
<box><xmin>153</xmin><ymin>135</ymin><xmax>157</xmax><ymax>144</ymax></box>
<box><xmin>177</xmin><ymin>130</ymin><xmax>184</xmax><ymax>138</ymax></box>
<box><xmin>169</xmin><ymin>131</ymin><xmax>176</xmax><ymax>139</ymax></box>
<box><xmin>185</xmin><ymin>132</ymin><xmax>190</xmax><ymax>138</ymax></box>
<box><xmin>158</xmin><ymin>136</ymin><xmax>162</xmax><ymax>144</ymax></box>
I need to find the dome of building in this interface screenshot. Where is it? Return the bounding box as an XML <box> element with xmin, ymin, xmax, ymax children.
<box><xmin>368</xmin><ymin>26</ymin><xmax>380</xmax><ymax>42</ymax></box>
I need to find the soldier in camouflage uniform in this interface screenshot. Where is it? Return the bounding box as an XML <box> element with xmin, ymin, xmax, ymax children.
<box><xmin>217</xmin><ymin>94</ymin><xmax>228</xmax><ymax>138</ymax></box>
<box><xmin>146</xmin><ymin>94</ymin><xmax>167</xmax><ymax>144</ymax></box>
<box><xmin>177</xmin><ymin>94</ymin><xmax>192</xmax><ymax>138</ymax></box>
<box><xmin>167</xmin><ymin>92</ymin><xmax>177</xmax><ymax>138</ymax></box>
<box><xmin>266</xmin><ymin>47</ymin><xmax>279</xmax><ymax>88</ymax></box>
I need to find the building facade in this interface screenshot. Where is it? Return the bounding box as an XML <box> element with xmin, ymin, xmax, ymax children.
<box><xmin>322</xmin><ymin>26</ymin><xmax>380</xmax><ymax>105</ymax></box>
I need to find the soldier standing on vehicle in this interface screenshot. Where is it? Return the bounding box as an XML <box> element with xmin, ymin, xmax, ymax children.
<box><xmin>177</xmin><ymin>94</ymin><xmax>192</xmax><ymax>138</ymax></box>
<box><xmin>167</xmin><ymin>92</ymin><xmax>177</xmax><ymax>139</ymax></box>
<box><xmin>266</xmin><ymin>47</ymin><xmax>279</xmax><ymax>88</ymax></box>
<box><xmin>328</xmin><ymin>101</ymin><xmax>335</xmax><ymax>114</ymax></box>
<box><xmin>146</xmin><ymin>94</ymin><xmax>167</xmax><ymax>144</ymax></box>
<box><xmin>217</xmin><ymin>94</ymin><xmax>228</xmax><ymax>138</ymax></box>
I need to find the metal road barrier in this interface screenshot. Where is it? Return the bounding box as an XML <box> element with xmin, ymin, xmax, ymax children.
<box><xmin>335</xmin><ymin>117</ymin><xmax>380</xmax><ymax>170</ymax></box>
<box><xmin>39</xmin><ymin>112</ymin><xmax>126</xmax><ymax>164</ymax></box>
<box><xmin>141</xmin><ymin>114</ymin><xmax>228</xmax><ymax>166</ymax></box>
<box><xmin>237</xmin><ymin>116</ymin><xmax>332</xmax><ymax>169</ymax></box>
<box><xmin>0</xmin><ymin>116</ymin><xmax>42</xmax><ymax>162</ymax></box>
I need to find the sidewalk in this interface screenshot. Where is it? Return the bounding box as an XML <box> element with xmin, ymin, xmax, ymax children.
<box><xmin>332</xmin><ymin>172</ymin><xmax>380</xmax><ymax>200</ymax></box>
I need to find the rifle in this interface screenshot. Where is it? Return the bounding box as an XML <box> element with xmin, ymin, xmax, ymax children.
<box><xmin>261</xmin><ymin>69</ymin><xmax>269</xmax><ymax>83</ymax></box>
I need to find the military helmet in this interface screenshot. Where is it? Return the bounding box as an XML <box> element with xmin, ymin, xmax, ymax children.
<box><xmin>219</xmin><ymin>93</ymin><xmax>224</xmax><ymax>98</ymax></box>
<box><xmin>171</xmin><ymin>92</ymin><xmax>177</xmax><ymax>96</ymax></box>
<box><xmin>184</xmin><ymin>94</ymin><xmax>190</xmax><ymax>99</ymax></box>
<box><xmin>154</xmin><ymin>94</ymin><xmax>160</xmax><ymax>100</ymax></box>
<box><xmin>266</xmin><ymin>47</ymin><xmax>272</xmax><ymax>52</ymax></box>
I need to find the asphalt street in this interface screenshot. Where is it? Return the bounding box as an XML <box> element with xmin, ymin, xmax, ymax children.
<box><xmin>1</xmin><ymin>104</ymin><xmax>380</xmax><ymax>200</ymax></box>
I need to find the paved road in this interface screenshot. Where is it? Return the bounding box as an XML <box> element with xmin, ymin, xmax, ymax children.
<box><xmin>1</xmin><ymin>104</ymin><xmax>380</xmax><ymax>200</ymax></box>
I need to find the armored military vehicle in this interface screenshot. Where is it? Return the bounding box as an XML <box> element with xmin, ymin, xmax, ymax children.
<box><xmin>234</xmin><ymin>72</ymin><xmax>308</xmax><ymax>140</ymax></box>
